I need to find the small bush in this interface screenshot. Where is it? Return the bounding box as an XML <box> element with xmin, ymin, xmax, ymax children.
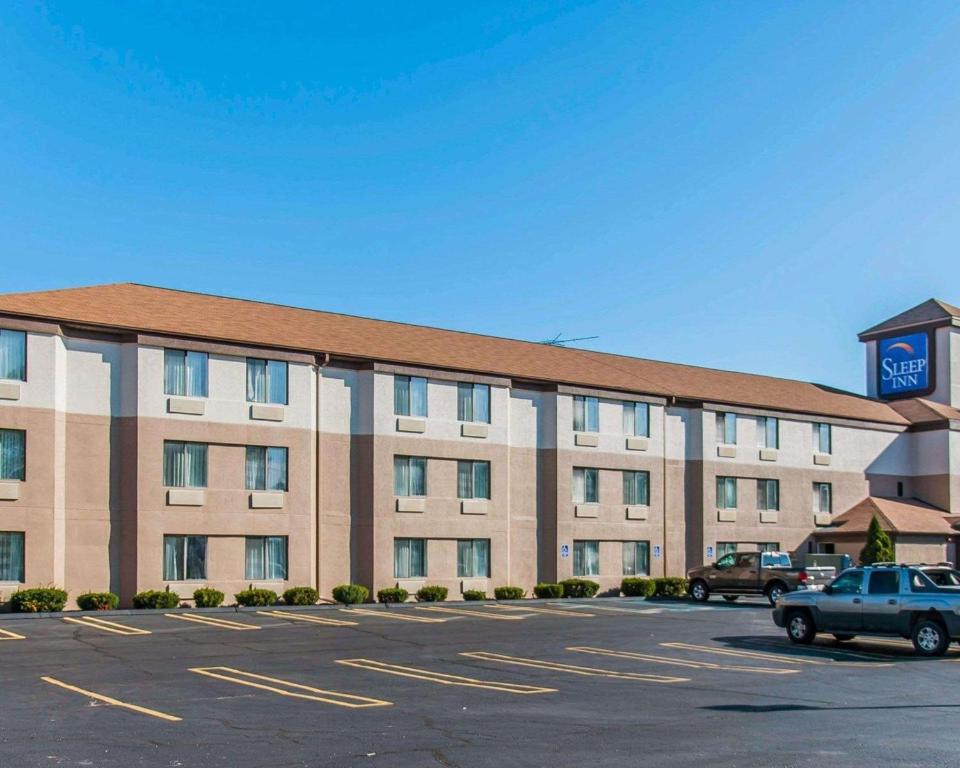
<box><xmin>621</xmin><ymin>577</ymin><xmax>656</xmax><ymax>598</ymax></box>
<box><xmin>193</xmin><ymin>588</ymin><xmax>225</xmax><ymax>608</ymax></box>
<box><xmin>493</xmin><ymin>586</ymin><xmax>525</xmax><ymax>600</ymax></box>
<box><xmin>462</xmin><ymin>589</ymin><xmax>487</xmax><ymax>601</ymax></box>
<box><xmin>332</xmin><ymin>584</ymin><xmax>369</xmax><ymax>605</ymax></box>
<box><xmin>10</xmin><ymin>587</ymin><xmax>68</xmax><ymax>613</ymax></box>
<box><xmin>283</xmin><ymin>586</ymin><xmax>319</xmax><ymax>606</ymax></box>
<box><xmin>560</xmin><ymin>579</ymin><xmax>600</xmax><ymax>598</ymax></box>
<box><xmin>377</xmin><ymin>587</ymin><xmax>409</xmax><ymax>603</ymax></box>
<box><xmin>132</xmin><ymin>590</ymin><xmax>181</xmax><ymax>610</ymax></box>
<box><xmin>76</xmin><ymin>592</ymin><xmax>119</xmax><ymax>611</ymax></box>
<box><xmin>533</xmin><ymin>583</ymin><xmax>564</xmax><ymax>599</ymax></box>
<box><xmin>416</xmin><ymin>585</ymin><xmax>448</xmax><ymax>602</ymax></box>
<box><xmin>234</xmin><ymin>588</ymin><xmax>278</xmax><ymax>607</ymax></box>
<box><xmin>653</xmin><ymin>577</ymin><xmax>689</xmax><ymax>598</ymax></box>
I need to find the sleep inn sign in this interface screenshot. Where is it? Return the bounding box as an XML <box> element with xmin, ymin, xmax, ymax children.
<box><xmin>878</xmin><ymin>331</ymin><xmax>932</xmax><ymax>399</ymax></box>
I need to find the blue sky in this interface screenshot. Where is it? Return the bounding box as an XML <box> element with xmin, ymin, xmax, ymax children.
<box><xmin>2</xmin><ymin>2</ymin><xmax>958</xmax><ymax>394</ymax></box>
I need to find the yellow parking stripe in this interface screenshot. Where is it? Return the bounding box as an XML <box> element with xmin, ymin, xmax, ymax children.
<box><xmin>567</xmin><ymin>646</ymin><xmax>798</xmax><ymax>674</ymax></box>
<box><xmin>415</xmin><ymin>606</ymin><xmax>528</xmax><ymax>621</ymax></box>
<box><xmin>661</xmin><ymin>642</ymin><xmax>893</xmax><ymax>667</ymax></box>
<box><xmin>460</xmin><ymin>651</ymin><xmax>688</xmax><ymax>683</ymax></box>
<box><xmin>486</xmin><ymin>605</ymin><xmax>594</xmax><ymax>618</ymax></box>
<box><xmin>190</xmin><ymin>667</ymin><xmax>391</xmax><ymax>708</ymax></box>
<box><xmin>165</xmin><ymin>613</ymin><xmax>260</xmax><ymax>631</ymax></box>
<box><xmin>257</xmin><ymin>610</ymin><xmax>358</xmax><ymax>627</ymax></box>
<box><xmin>41</xmin><ymin>676</ymin><xmax>181</xmax><ymax>722</ymax></box>
<box><xmin>341</xmin><ymin>608</ymin><xmax>446</xmax><ymax>623</ymax></box>
<box><xmin>63</xmin><ymin>616</ymin><xmax>151</xmax><ymax>636</ymax></box>
<box><xmin>561</xmin><ymin>604</ymin><xmax>660</xmax><ymax>615</ymax></box>
<box><xmin>0</xmin><ymin>627</ymin><xmax>25</xmax><ymax>640</ymax></box>
<box><xmin>336</xmin><ymin>658</ymin><xmax>555</xmax><ymax>694</ymax></box>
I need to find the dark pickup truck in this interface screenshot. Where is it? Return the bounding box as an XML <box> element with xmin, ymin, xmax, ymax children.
<box><xmin>687</xmin><ymin>551</ymin><xmax>834</xmax><ymax>606</ymax></box>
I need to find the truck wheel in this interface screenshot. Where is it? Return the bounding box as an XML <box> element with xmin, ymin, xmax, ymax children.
<box><xmin>689</xmin><ymin>580</ymin><xmax>710</xmax><ymax>602</ymax></box>
<box><xmin>912</xmin><ymin>618</ymin><xmax>949</xmax><ymax>657</ymax></box>
<box><xmin>766</xmin><ymin>582</ymin><xmax>787</xmax><ymax>606</ymax></box>
<box><xmin>722</xmin><ymin>595</ymin><xmax>739</xmax><ymax>603</ymax></box>
<box><xmin>786</xmin><ymin>609</ymin><xmax>815</xmax><ymax>644</ymax></box>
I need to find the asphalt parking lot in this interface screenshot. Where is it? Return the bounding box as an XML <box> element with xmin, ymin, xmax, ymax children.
<box><xmin>1</xmin><ymin>598</ymin><xmax>959</xmax><ymax>768</ymax></box>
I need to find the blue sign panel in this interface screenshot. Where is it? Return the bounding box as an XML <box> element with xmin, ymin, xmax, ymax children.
<box><xmin>706</xmin><ymin>546</ymin><xmax>714</xmax><ymax>559</ymax></box>
<box><xmin>560</xmin><ymin>544</ymin><xmax>570</xmax><ymax>559</ymax></box>
<box><xmin>878</xmin><ymin>332</ymin><xmax>932</xmax><ymax>399</ymax></box>
<box><xmin>653</xmin><ymin>545</ymin><xmax>661</xmax><ymax>559</ymax></box>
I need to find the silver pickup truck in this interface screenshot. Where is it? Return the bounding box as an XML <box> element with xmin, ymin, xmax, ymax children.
<box><xmin>772</xmin><ymin>564</ymin><xmax>960</xmax><ymax>656</ymax></box>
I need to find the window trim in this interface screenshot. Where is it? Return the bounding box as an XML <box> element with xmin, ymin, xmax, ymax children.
<box><xmin>245</xmin><ymin>446</ymin><xmax>289</xmax><ymax>492</ymax></box>
<box><xmin>0</xmin><ymin>429</ymin><xmax>26</xmax><ymax>482</ymax></box>
<box><xmin>163</xmin><ymin>348</ymin><xmax>209</xmax><ymax>398</ymax></box>
<box><xmin>623</xmin><ymin>401</ymin><xmax>650</xmax><ymax>438</ymax></box>
<box><xmin>757</xmin><ymin>478</ymin><xmax>780</xmax><ymax>511</ymax></box>
<box><xmin>162</xmin><ymin>441</ymin><xmax>208</xmax><ymax>488</ymax></box>
<box><xmin>814</xmin><ymin>422</ymin><xmax>832</xmax><ymax>455</ymax></box>
<box><xmin>813</xmin><ymin>481</ymin><xmax>832</xmax><ymax>514</ymax></box>
<box><xmin>457</xmin><ymin>538</ymin><xmax>491</xmax><ymax>578</ymax></box>
<box><xmin>457</xmin><ymin>382</ymin><xmax>491</xmax><ymax>423</ymax></box>
<box><xmin>394</xmin><ymin>374</ymin><xmax>428</xmax><ymax>417</ymax></box>
<box><xmin>716</xmin><ymin>476</ymin><xmax>737</xmax><ymax>509</ymax></box>
<box><xmin>758</xmin><ymin>416</ymin><xmax>779</xmax><ymax>450</ymax></box>
<box><xmin>162</xmin><ymin>534</ymin><xmax>207</xmax><ymax>582</ymax></box>
<box><xmin>0</xmin><ymin>329</ymin><xmax>27</xmax><ymax>382</ymax></box>
<box><xmin>573</xmin><ymin>539</ymin><xmax>600</xmax><ymax>577</ymax></box>
<box><xmin>244</xmin><ymin>535</ymin><xmax>289</xmax><ymax>581</ymax></box>
<box><xmin>457</xmin><ymin>460</ymin><xmax>491</xmax><ymax>500</ymax></box>
<box><xmin>622</xmin><ymin>540</ymin><xmax>650</xmax><ymax>576</ymax></box>
<box><xmin>622</xmin><ymin>470</ymin><xmax>650</xmax><ymax>506</ymax></box>
<box><xmin>573</xmin><ymin>396</ymin><xmax>599</xmax><ymax>433</ymax></box>
<box><xmin>246</xmin><ymin>358</ymin><xmax>289</xmax><ymax>405</ymax></box>
<box><xmin>394</xmin><ymin>537</ymin><xmax>427</xmax><ymax>579</ymax></box>
<box><xmin>0</xmin><ymin>531</ymin><xmax>25</xmax><ymax>583</ymax></box>
<box><xmin>573</xmin><ymin>467</ymin><xmax>600</xmax><ymax>504</ymax></box>
<box><xmin>394</xmin><ymin>455</ymin><xmax>427</xmax><ymax>497</ymax></box>
<box><xmin>716</xmin><ymin>412</ymin><xmax>737</xmax><ymax>445</ymax></box>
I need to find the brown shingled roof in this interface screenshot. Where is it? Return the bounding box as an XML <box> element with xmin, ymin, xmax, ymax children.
<box><xmin>858</xmin><ymin>298</ymin><xmax>960</xmax><ymax>340</ymax></box>
<box><xmin>0</xmin><ymin>283</ymin><xmax>908</xmax><ymax>425</ymax></box>
<box><xmin>816</xmin><ymin>496</ymin><xmax>956</xmax><ymax>537</ymax></box>
<box><xmin>889</xmin><ymin>398</ymin><xmax>960</xmax><ymax>427</ymax></box>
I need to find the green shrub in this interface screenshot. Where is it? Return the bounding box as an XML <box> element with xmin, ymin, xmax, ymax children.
<box><xmin>621</xmin><ymin>577</ymin><xmax>656</xmax><ymax>598</ymax></box>
<box><xmin>860</xmin><ymin>515</ymin><xmax>895</xmax><ymax>565</ymax></box>
<box><xmin>377</xmin><ymin>587</ymin><xmax>409</xmax><ymax>603</ymax></box>
<box><xmin>493</xmin><ymin>586</ymin><xmax>525</xmax><ymax>600</ymax></box>
<box><xmin>533</xmin><ymin>583</ymin><xmax>564</xmax><ymax>599</ymax></box>
<box><xmin>10</xmin><ymin>587</ymin><xmax>68</xmax><ymax>613</ymax></box>
<box><xmin>234</xmin><ymin>588</ymin><xmax>278</xmax><ymax>607</ymax></box>
<box><xmin>132</xmin><ymin>590</ymin><xmax>181</xmax><ymax>609</ymax></box>
<box><xmin>462</xmin><ymin>589</ymin><xmax>487</xmax><ymax>601</ymax></box>
<box><xmin>332</xmin><ymin>584</ymin><xmax>369</xmax><ymax>605</ymax></box>
<box><xmin>653</xmin><ymin>577</ymin><xmax>689</xmax><ymax>598</ymax></box>
<box><xmin>193</xmin><ymin>588</ymin><xmax>225</xmax><ymax>608</ymax></box>
<box><xmin>283</xmin><ymin>586</ymin><xmax>319</xmax><ymax>606</ymax></box>
<box><xmin>416</xmin><ymin>585</ymin><xmax>448</xmax><ymax>602</ymax></box>
<box><xmin>76</xmin><ymin>592</ymin><xmax>119</xmax><ymax>611</ymax></box>
<box><xmin>560</xmin><ymin>579</ymin><xmax>600</xmax><ymax>598</ymax></box>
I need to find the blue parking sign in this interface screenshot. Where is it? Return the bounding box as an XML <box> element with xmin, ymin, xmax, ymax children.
<box><xmin>706</xmin><ymin>546</ymin><xmax>714</xmax><ymax>559</ymax></box>
<box><xmin>560</xmin><ymin>544</ymin><xmax>570</xmax><ymax>559</ymax></box>
<box><xmin>653</xmin><ymin>545</ymin><xmax>661</xmax><ymax>558</ymax></box>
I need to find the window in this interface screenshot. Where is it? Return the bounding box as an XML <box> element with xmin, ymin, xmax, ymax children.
<box><xmin>573</xmin><ymin>540</ymin><xmax>599</xmax><ymax>576</ymax></box>
<box><xmin>868</xmin><ymin>571</ymin><xmax>900</xmax><ymax>595</ymax></box>
<box><xmin>622</xmin><ymin>541</ymin><xmax>649</xmax><ymax>576</ymax></box>
<box><xmin>457</xmin><ymin>460</ymin><xmax>490</xmax><ymax>499</ymax></box>
<box><xmin>394</xmin><ymin>456</ymin><xmax>427</xmax><ymax>496</ymax></box>
<box><xmin>758</xmin><ymin>544</ymin><xmax>782</xmax><ymax>555</ymax></box>
<box><xmin>818</xmin><ymin>543</ymin><xmax>836</xmax><ymax>555</ymax></box>
<box><xmin>623</xmin><ymin>470</ymin><xmax>650</xmax><ymax>506</ymax></box>
<box><xmin>457</xmin><ymin>383</ymin><xmax>490</xmax><ymax>423</ymax></box>
<box><xmin>0</xmin><ymin>532</ymin><xmax>24</xmax><ymax>582</ymax></box>
<box><xmin>246</xmin><ymin>359</ymin><xmax>288</xmax><ymax>405</ymax></box>
<box><xmin>245</xmin><ymin>447</ymin><xmax>288</xmax><ymax>491</ymax></box>
<box><xmin>623</xmin><ymin>402</ymin><xmax>649</xmax><ymax>437</ymax></box>
<box><xmin>715</xmin><ymin>552</ymin><xmax>737</xmax><ymax>568</ymax></box>
<box><xmin>757</xmin><ymin>479</ymin><xmax>779</xmax><ymax>511</ymax></box>
<box><xmin>716</xmin><ymin>412</ymin><xmax>736</xmax><ymax>445</ymax></box>
<box><xmin>758</xmin><ymin>416</ymin><xmax>778</xmax><ymax>449</ymax></box>
<box><xmin>829</xmin><ymin>570</ymin><xmax>863</xmax><ymax>595</ymax></box>
<box><xmin>163</xmin><ymin>349</ymin><xmax>208</xmax><ymax>397</ymax></box>
<box><xmin>163</xmin><ymin>442</ymin><xmax>207</xmax><ymax>487</ymax></box>
<box><xmin>573</xmin><ymin>396</ymin><xmax>599</xmax><ymax>432</ymax></box>
<box><xmin>457</xmin><ymin>539</ymin><xmax>490</xmax><ymax>578</ymax></box>
<box><xmin>813</xmin><ymin>422</ymin><xmax>831</xmax><ymax>454</ymax></box>
<box><xmin>394</xmin><ymin>538</ymin><xmax>427</xmax><ymax>578</ymax></box>
<box><xmin>0</xmin><ymin>329</ymin><xmax>26</xmax><ymax>381</ymax></box>
<box><xmin>716</xmin><ymin>476</ymin><xmax>737</xmax><ymax>509</ymax></box>
<box><xmin>573</xmin><ymin>467</ymin><xmax>599</xmax><ymax>503</ymax></box>
<box><xmin>736</xmin><ymin>553</ymin><xmax>759</xmax><ymax>569</ymax></box>
<box><xmin>716</xmin><ymin>542</ymin><xmax>738</xmax><ymax>559</ymax></box>
<box><xmin>813</xmin><ymin>482</ymin><xmax>832</xmax><ymax>514</ymax></box>
<box><xmin>908</xmin><ymin>569</ymin><xmax>939</xmax><ymax>593</ymax></box>
<box><xmin>0</xmin><ymin>430</ymin><xmax>25</xmax><ymax>481</ymax></box>
<box><xmin>163</xmin><ymin>535</ymin><xmax>206</xmax><ymax>581</ymax></box>
<box><xmin>245</xmin><ymin>536</ymin><xmax>288</xmax><ymax>580</ymax></box>
<box><xmin>394</xmin><ymin>375</ymin><xmax>427</xmax><ymax>417</ymax></box>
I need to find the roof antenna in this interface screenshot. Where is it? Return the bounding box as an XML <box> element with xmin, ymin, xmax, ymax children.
<box><xmin>541</xmin><ymin>333</ymin><xmax>599</xmax><ymax>347</ymax></box>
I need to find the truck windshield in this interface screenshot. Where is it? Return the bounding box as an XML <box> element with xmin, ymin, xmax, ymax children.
<box><xmin>761</xmin><ymin>554</ymin><xmax>791</xmax><ymax>568</ymax></box>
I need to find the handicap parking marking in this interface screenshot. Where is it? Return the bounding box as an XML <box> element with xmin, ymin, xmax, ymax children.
<box><xmin>165</xmin><ymin>613</ymin><xmax>260</xmax><ymax>631</ymax></box>
<box><xmin>257</xmin><ymin>610</ymin><xmax>358</xmax><ymax>627</ymax></box>
<box><xmin>485</xmin><ymin>604</ymin><xmax>594</xmax><ymax>618</ymax></box>
<box><xmin>190</xmin><ymin>666</ymin><xmax>391</xmax><ymax>708</ymax></box>
<box><xmin>415</xmin><ymin>606</ymin><xmax>531</xmax><ymax>620</ymax></box>
<box><xmin>41</xmin><ymin>676</ymin><xmax>182</xmax><ymax>722</ymax></box>
<box><xmin>0</xmin><ymin>627</ymin><xmax>26</xmax><ymax>640</ymax></box>
<box><xmin>460</xmin><ymin>651</ymin><xmax>688</xmax><ymax>683</ymax></box>
<box><xmin>566</xmin><ymin>646</ymin><xmax>798</xmax><ymax>675</ymax></box>
<box><xmin>341</xmin><ymin>607</ymin><xmax>446</xmax><ymax>623</ymax></box>
<box><xmin>335</xmin><ymin>658</ymin><xmax>556</xmax><ymax>694</ymax></box>
<box><xmin>62</xmin><ymin>616</ymin><xmax>152</xmax><ymax>636</ymax></box>
<box><xmin>660</xmin><ymin>642</ymin><xmax>894</xmax><ymax>667</ymax></box>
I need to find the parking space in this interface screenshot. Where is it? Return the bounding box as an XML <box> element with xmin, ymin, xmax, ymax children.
<box><xmin>4</xmin><ymin>599</ymin><xmax>960</xmax><ymax>767</ymax></box>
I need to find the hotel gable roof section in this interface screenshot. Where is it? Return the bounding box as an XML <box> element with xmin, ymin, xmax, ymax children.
<box><xmin>858</xmin><ymin>298</ymin><xmax>960</xmax><ymax>341</ymax></box>
<box><xmin>813</xmin><ymin>496</ymin><xmax>960</xmax><ymax>539</ymax></box>
<box><xmin>0</xmin><ymin>282</ymin><xmax>926</xmax><ymax>427</ymax></box>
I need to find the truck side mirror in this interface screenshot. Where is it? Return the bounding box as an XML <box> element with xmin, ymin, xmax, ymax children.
<box><xmin>822</xmin><ymin>585</ymin><xmax>833</xmax><ymax>595</ymax></box>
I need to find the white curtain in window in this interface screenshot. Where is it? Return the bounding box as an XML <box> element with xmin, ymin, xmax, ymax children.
<box><xmin>584</xmin><ymin>468</ymin><xmax>598</xmax><ymax>503</ymax></box>
<box><xmin>246</xmin><ymin>447</ymin><xmax>264</xmax><ymax>490</ymax></box>
<box><xmin>409</xmin><ymin>457</ymin><xmax>426</xmax><ymax>496</ymax></box>
<box><xmin>267</xmin><ymin>360</ymin><xmax>287</xmax><ymax>405</ymax></box>
<box><xmin>0</xmin><ymin>532</ymin><xmax>24</xmax><ymax>582</ymax></box>
<box><xmin>458</xmin><ymin>539</ymin><xmax>489</xmax><ymax>577</ymax></box>
<box><xmin>163</xmin><ymin>535</ymin><xmax>183</xmax><ymax>581</ymax></box>
<box><xmin>265</xmin><ymin>536</ymin><xmax>287</xmax><ymax>579</ymax></box>
<box><xmin>395</xmin><ymin>376</ymin><xmax>410</xmax><ymax>416</ymax></box>
<box><xmin>394</xmin><ymin>538</ymin><xmax>425</xmax><ymax>578</ymax></box>
<box><xmin>164</xmin><ymin>350</ymin><xmax>186</xmax><ymax>396</ymax></box>
<box><xmin>245</xmin><ymin>537</ymin><xmax>265</xmax><ymax>579</ymax></box>
<box><xmin>574</xmin><ymin>541</ymin><xmax>599</xmax><ymax>576</ymax></box>
<box><xmin>572</xmin><ymin>468</ymin><xmax>585</xmax><ymax>503</ymax></box>
<box><xmin>625</xmin><ymin>402</ymin><xmax>649</xmax><ymax>437</ymax></box>
<box><xmin>717</xmin><ymin>477</ymin><xmax>736</xmax><ymax>508</ymax></box>
<box><xmin>394</xmin><ymin>538</ymin><xmax>408</xmax><ymax>578</ymax></box>
<box><xmin>186</xmin><ymin>351</ymin><xmax>208</xmax><ymax>397</ymax></box>
<box><xmin>409</xmin><ymin>377</ymin><xmax>427</xmax><ymax>417</ymax></box>
<box><xmin>266</xmin><ymin>447</ymin><xmax>287</xmax><ymax>491</ymax></box>
<box><xmin>622</xmin><ymin>541</ymin><xmax>636</xmax><ymax>575</ymax></box>
<box><xmin>394</xmin><ymin>456</ymin><xmax>409</xmax><ymax>496</ymax></box>
<box><xmin>163</xmin><ymin>442</ymin><xmax>183</xmax><ymax>487</ymax></box>
<box><xmin>457</xmin><ymin>461</ymin><xmax>472</xmax><ymax>499</ymax></box>
<box><xmin>247</xmin><ymin>359</ymin><xmax>266</xmax><ymax>403</ymax></box>
<box><xmin>0</xmin><ymin>330</ymin><xmax>26</xmax><ymax>381</ymax></box>
<box><xmin>475</xmin><ymin>384</ymin><xmax>490</xmax><ymax>423</ymax></box>
<box><xmin>473</xmin><ymin>461</ymin><xmax>489</xmax><ymax>499</ymax></box>
<box><xmin>585</xmin><ymin>397</ymin><xmax>599</xmax><ymax>431</ymax></box>
<box><xmin>457</xmin><ymin>383</ymin><xmax>472</xmax><ymax>421</ymax></box>
<box><xmin>817</xmin><ymin>483</ymin><xmax>831</xmax><ymax>513</ymax></box>
<box><xmin>185</xmin><ymin>444</ymin><xmax>207</xmax><ymax>487</ymax></box>
<box><xmin>186</xmin><ymin>536</ymin><xmax>206</xmax><ymax>579</ymax></box>
<box><xmin>0</xmin><ymin>430</ymin><xmax>25</xmax><ymax>481</ymax></box>
<box><xmin>573</xmin><ymin>397</ymin><xmax>585</xmax><ymax>432</ymax></box>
